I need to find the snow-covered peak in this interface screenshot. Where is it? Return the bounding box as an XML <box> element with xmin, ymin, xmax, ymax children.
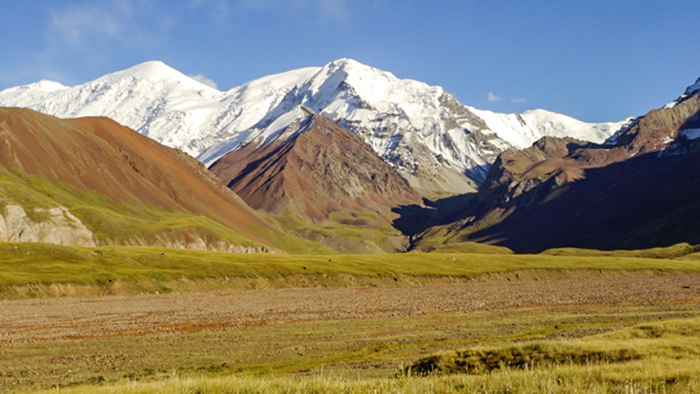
<box><xmin>664</xmin><ymin>76</ymin><xmax>700</xmax><ymax>109</ymax></box>
<box><xmin>228</xmin><ymin>66</ymin><xmax>319</xmax><ymax>95</ymax></box>
<box><xmin>28</xmin><ymin>80</ymin><xmax>69</xmax><ymax>92</ymax></box>
<box><xmin>102</xmin><ymin>60</ymin><xmax>220</xmax><ymax>93</ymax></box>
<box><xmin>470</xmin><ymin>107</ymin><xmax>627</xmax><ymax>149</ymax></box>
<box><xmin>123</xmin><ymin>60</ymin><xmax>178</xmax><ymax>78</ymax></box>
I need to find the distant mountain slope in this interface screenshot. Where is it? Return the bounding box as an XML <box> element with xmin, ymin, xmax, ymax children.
<box><xmin>0</xmin><ymin>107</ymin><xmax>329</xmax><ymax>253</ymax></box>
<box><xmin>0</xmin><ymin>59</ymin><xmax>626</xmax><ymax>196</ymax></box>
<box><xmin>414</xmin><ymin>77</ymin><xmax>700</xmax><ymax>252</ymax></box>
<box><xmin>210</xmin><ymin>108</ymin><xmax>423</xmax><ymax>253</ymax></box>
<box><xmin>210</xmin><ymin>108</ymin><xmax>422</xmax><ymax>218</ymax></box>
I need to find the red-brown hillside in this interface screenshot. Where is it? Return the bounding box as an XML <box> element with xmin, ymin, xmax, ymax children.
<box><xmin>0</xmin><ymin>107</ymin><xmax>286</xmax><ymax>249</ymax></box>
<box><xmin>209</xmin><ymin>113</ymin><xmax>423</xmax><ymax>222</ymax></box>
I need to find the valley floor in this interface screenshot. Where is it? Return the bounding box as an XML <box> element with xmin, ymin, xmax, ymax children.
<box><xmin>3</xmin><ymin>271</ymin><xmax>700</xmax><ymax>392</ymax></box>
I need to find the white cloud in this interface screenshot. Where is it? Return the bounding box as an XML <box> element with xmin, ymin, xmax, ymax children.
<box><xmin>488</xmin><ymin>92</ymin><xmax>526</xmax><ymax>104</ymax></box>
<box><xmin>189</xmin><ymin>73</ymin><xmax>219</xmax><ymax>89</ymax></box>
<box><xmin>49</xmin><ymin>4</ymin><xmax>127</xmax><ymax>48</ymax></box>
<box><xmin>237</xmin><ymin>0</ymin><xmax>351</xmax><ymax>23</ymax></box>
<box><xmin>43</xmin><ymin>1</ymin><xmax>166</xmax><ymax>67</ymax></box>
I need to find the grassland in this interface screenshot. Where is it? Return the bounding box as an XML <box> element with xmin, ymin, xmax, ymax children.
<box><xmin>274</xmin><ymin>210</ymin><xmax>410</xmax><ymax>253</ymax></box>
<box><xmin>18</xmin><ymin>305</ymin><xmax>700</xmax><ymax>394</ymax></box>
<box><xmin>3</xmin><ymin>241</ymin><xmax>700</xmax><ymax>297</ymax></box>
<box><xmin>3</xmin><ymin>243</ymin><xmax>700</xmax><ymax>393</ymax></box>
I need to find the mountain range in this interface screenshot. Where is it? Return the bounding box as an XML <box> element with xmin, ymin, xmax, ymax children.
<box><xmin>412</xmin><ymin>77</ymin><xmax>700</xmax><ymax>252</ymax></box>
<box><xmin>0</xmin><ymin>59</ymin><xmax>626</xmax><ymax>197</ymax></box>
<box><xmin>1</xmin><ymin>59</ymin><xmax>699</xmax><ymax>255</ymax></box>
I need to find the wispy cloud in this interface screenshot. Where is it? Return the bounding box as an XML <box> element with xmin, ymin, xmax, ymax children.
<box><xmin>40</xmin><ymin>1</ymin><xmax>167</xmax><ymax>73</ymax></box>
<box><xmin>487</xmin><ymin>92</ymin><xmax>502</xmax><ymax>103</ymax></box>
<box><xmin>318</xmin><ymin>0</ymin><xmax>351</xmax><ymax>22</ymax></box>
<box><xmin>189</xmin><ymin>73</ymin><xmax>219</xmax><ymax>89</ymax></box>
<box><xmin>236</xmin><ymin>0</ymin><xmax>352</xmax><ymax>23</ymax></box>
<box><xmin>48</xmin><ymin>3</ymin><xmax>128</xmax><ymax>49</ymax></box>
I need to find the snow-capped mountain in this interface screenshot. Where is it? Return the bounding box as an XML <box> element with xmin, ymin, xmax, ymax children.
<box><xmin>0</xmin><ymin>59</ymin><xmax>627</xmax><ymax>196</ymax></box>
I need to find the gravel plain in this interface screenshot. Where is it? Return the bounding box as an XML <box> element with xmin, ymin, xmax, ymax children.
<box><xmin>2</xmin><ymin>272</ymin><xmax>700</xmax><ymax>346</ymax></box>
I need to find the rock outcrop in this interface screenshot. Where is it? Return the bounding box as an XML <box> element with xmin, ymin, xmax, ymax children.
<box><xmin>0</xmin><ymin>205</ymin><xmax>95</xmax><ymax>246</ymax></box>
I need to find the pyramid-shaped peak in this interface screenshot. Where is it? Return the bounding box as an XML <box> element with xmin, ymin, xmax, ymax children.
<box><xmin>322</xmin><ymin>58</ymin><xmax>393</xmax><ymax>77</ymax></box>
<box><xmin>106</xmin><ymin>60</ymin><xmax>219</xmax><ymax>91</ymax></box>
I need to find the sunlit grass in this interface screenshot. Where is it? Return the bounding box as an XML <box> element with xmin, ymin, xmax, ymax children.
<box><xmin>30</xmin><ymin>316</ymin><xmax>700</xmax><ymax>394</ymax></box>
<box><xmin>2</xmin><ymin>242</ymin><xmax>700</xmax><ymax>293</ymax></box>
<box><xmin>0</xmin><ymin>166</ymin><xmax>334</xmax><ymax>254</ymax></box>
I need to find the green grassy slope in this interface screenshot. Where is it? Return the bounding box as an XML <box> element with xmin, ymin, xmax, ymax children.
<box><xmin>0</xmin><ymin>167</ymin><xmax>334</xmax><ymax>254</ymax></box>
<box><xmin>2</xmin><ymin>242</ymin><xmax>700</xmax><ymax>290</ymax></box>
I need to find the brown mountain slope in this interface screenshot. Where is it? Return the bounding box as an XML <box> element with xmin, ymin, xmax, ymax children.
<box><xmin>209</xmin><ymin>111</ymin><xmax>423</xmax><ymax>253</ymax></box>
<box><xmin>413</xmin><ymin>91</ymin><xmax>700</xmax><ymax>253</ymax></box>
<box><xmin>210</xmin><ymin>113</ymin><xmax>422</xmax><ymax>220</ymax></box>
<box><xmin>0</xmin><ymin>107</ymin><xmax>319</xmax><ymax>252</ymax></box>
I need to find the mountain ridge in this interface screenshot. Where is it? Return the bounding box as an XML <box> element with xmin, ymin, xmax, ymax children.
<box><xmin>210</xmin><ymin>109</ymin><xmax>423</xmax><ymax>253</ymax></box>
<box><xmin>412</xmin><ymin>76</ymin><xmax>700</xmax><ymax>252</ymax></box>
<box><xmin>0</xmin><ymin>59</ymin><xmax>627</xmax><ymax>196</ymax></box>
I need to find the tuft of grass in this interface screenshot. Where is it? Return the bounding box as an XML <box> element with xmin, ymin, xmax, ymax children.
<box><xmin>30</xmin><ymin>359</ymin><xmax>700</xmax><ymax>394</ymax></box>
<box><xmin>406</xmin><ymin>316</ymin><xmax>700</xmax><ymax>378</ymax></box>
<box><xmin>406</xmin><ymin>342</ymin><xmax>639</xmax><ymax>376</ymax></box>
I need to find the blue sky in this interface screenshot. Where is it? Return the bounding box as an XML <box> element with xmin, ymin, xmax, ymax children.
<box><xmin>1</xmin><ymin>0</ymin><xmax>699</xmax><ymax>122</ymax></box>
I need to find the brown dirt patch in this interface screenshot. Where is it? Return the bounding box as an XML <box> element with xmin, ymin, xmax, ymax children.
<box><xmin>2</xmin><ymin>272</ymin><xmax>700</xmax><ymax>346</ymax></box>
